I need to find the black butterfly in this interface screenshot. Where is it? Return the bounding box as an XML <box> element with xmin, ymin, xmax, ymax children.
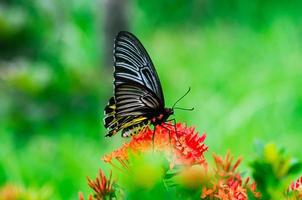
<box><xmin>103</xmin><ymin>31</ymin><xmax>175</xmax><ymax>137</ymax></box>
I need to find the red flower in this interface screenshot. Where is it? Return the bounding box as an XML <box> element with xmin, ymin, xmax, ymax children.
<box><xmin>288</xmin><ymin>176</ymin><xmax>302</xmax><ymax>199</ymax></box>
<box><xmin>201</xmin><ymin>152</ymin><xmax>261</xmax><ymax>200</ymax></box>
<box><xmin>82</xmin><ymin>123</ymin><xmax>262</xmax><ymax>200</ymax></box>
<box><xmin>102</xmin><ymin>123</ymin><xmax>208</xmax><ymax>169</ymax></box>
<box><xmin>78</xmin><ymin>192</ymin><xmax>93</xmax><ymax>200</ymax></box>
<box><xmin>82</xmin><ymin>169</ymin><xmax>115</xmax><ymax>200</ymax></box>
<box><xmin>289</xmin><ymin>176</ymin><xmax>302</xmax><ymax>191</ymax></box>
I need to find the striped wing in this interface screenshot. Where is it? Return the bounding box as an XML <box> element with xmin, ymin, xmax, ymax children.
<box><xmin>115</xmin><ymin>83</ymin><xmax>162</xmax><ymax>116</ymax></box>
<box><xmin>113</xmin><ymin>31</ymin><xmax>165</xmax><ymax>105</ymax></box>
<box><xmin>104</xmin><ymin>83</ymin><xmax>161</xmax><ymax>137</ymax></box>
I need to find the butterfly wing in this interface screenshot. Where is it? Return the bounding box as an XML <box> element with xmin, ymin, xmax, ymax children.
<box><xmin>104</xmin><ymin>31</ymin><xmax>166</xmax><ymax>137</ymax></box>
<box><xmin>113</xmin><ymin>31</ymin><xmax>165</xmax><ymax>105</ymax></box>
<box><xmin>115</xmin><ymin>83</ymin><xmax>162</xmax><ymax>116</ymax></box>
<box><xmin>104</xmin><ymin>83</ymin><xmax>161</xmax><ymax>137</ymax></box>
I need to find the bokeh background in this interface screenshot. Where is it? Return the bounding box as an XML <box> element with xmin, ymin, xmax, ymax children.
<box><xmin>1</xmin><ymin>0</ymin><xmax>302</xmax><ymax>199</ymax></box>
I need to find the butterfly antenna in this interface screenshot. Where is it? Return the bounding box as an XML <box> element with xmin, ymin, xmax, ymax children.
<box><xmin>173</xmin><ymin>107</ymin><xmax>194</xmax><ymax>111</ymax></box>
<box><xmin>172</xmin><ymin>87</ymin><xmax>192</xmax><ymax>110</ymax></box>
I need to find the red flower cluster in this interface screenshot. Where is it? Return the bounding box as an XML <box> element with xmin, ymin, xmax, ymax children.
<box><xmin>288</xmin><ymin>176</ymin><xmax>302</xmax><ymax>199</ymax></box>
<box><xmin>79</xmin><ymin>170</ymin><xmax>115</xmax><ymax>200</ymax></box>
<box><xmin>102</xmin><ymin>123</ymin><xmax>208</xmax><ymax>169</ymax></box>
<box><xmin>81</xmin><ymin>123</ymin><xmax>261</xmax><ymax>200</ymax></box>
<box><xmin>201</xmin><ymin>152</ymin><xmax>261</xmax><ymax>200</ymax></box>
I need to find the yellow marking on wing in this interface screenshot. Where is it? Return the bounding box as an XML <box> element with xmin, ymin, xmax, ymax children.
<box><xmin>109</xmin><ymin>104</ymin><xmax>116</xmax><ymax>109</ymax></box>
<box><xmin>120</xmin><ymin>116</ymin><xmax>147</xmax><ymax>130</ymax></box>
<box><xmin>108</xmin><ymin>115</ymin><xmax>150</xmax><ymax>137</ymax></box>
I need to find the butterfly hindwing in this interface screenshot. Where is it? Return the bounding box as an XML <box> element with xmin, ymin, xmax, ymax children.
<box><xmin>104</xmin><ymin>83</ymin><xmax>161</xmax><ymax>137</ymax></box>
<box><xmin>104</xmin><ymin>97</ymin><xmax>116</xmax><ymax>127</ymax></box>
<box><xmin>115</xmin><ymin>83</ymin><xmax>162</xmax><ymax>116</ymax></box>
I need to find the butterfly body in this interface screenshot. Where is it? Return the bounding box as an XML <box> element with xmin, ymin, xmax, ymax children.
<box><xmin>150</xmin><ymin>108</ymin><xmax>174</xmax><ymax>126</ymax></box>
<box><xmin>104</xmin><ymin>31</ymin><xmax>173</xmax><ymax>137</ymax></box>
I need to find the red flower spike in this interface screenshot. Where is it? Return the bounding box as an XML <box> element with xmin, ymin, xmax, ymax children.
<box><xmin>102</xmin><ymin>123</ymin><xmax>208</xmax><ymax>169</ymax></box>
<box><xmin>86</xmin><ymin>170</ymin><xmax>115</xmax><ymax>200</ymax></box>
<box><xmin>78</xmin><ymin>192</ymin><xmax>93</xmax><ymax>200</ymax></box>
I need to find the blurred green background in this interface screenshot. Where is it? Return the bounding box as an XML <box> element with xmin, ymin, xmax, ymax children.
<box><xmin>0</xmin><ymin>0</ymin><xmax>302</xmax><ymax>199</ymax></box>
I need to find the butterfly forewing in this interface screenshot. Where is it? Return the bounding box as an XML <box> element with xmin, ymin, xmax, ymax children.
<box><xmin>114</xmin><ymin>31</ymin><xmax>165</xmax><ymax>105</ymax></box>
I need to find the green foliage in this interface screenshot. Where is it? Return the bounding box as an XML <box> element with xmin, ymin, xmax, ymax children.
<box><xmin>0</xmin><ymin>0</ymin><xmax>104</xmax><ymax>138</ymax></box>
<box><xmin>1</xmin><ymin>0</ymin><xmax>302</xmax><ymax>199</ymax></box>
<box><xmin>134</xmin><ymin>0</ymin><xmax>302</xmax><ymax>29</ymax></box>
<box><xmin>250</xmin><ymin>142</ymin><xmax>302</xmax><ymax>199</ymax></box>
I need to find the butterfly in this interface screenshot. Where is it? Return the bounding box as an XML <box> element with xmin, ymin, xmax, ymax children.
<box><xmin>103</xmin><ymin>31</ymin><xmax>175</xmax><ymax>137</ymax></box>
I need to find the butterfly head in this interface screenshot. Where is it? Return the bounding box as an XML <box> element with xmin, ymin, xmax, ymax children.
<box><xmin>152</xmin><ymin>108</ymin><xmax>173</xmax><ymax>125</ymax></box>
<box><xmin>161</xmin><ymin>107</ymin><xmax>174</xmax><ymax>122</ymax></box>
<box><xmin>164</xmin><ymin>107</ymin><xmax>174</xmax><ymax>117</ymax></box>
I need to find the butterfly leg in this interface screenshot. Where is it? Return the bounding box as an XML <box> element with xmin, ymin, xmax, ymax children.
<box><xmin>167</xmin><ymin>118</ymin><xmax>178</xmax><ymax>137</ymax></box>
<box><xmin>158</xmin><ymin>124</ymin><xmax>173</xmax><ymax>153</ymax></box>
<box><xmin>152</xmin><ymin>125</ymin><xmax>156</xmax><ymax>151</ymax></box>
<box><xmin>163</xmin><ymin>119</ymin><xmax>185</xmax><ymax>146</ymax></box>
<box><xmin>163</xmin><ymin>118</ymin><xmax>181</xmax><ymax>139</ymax></box>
